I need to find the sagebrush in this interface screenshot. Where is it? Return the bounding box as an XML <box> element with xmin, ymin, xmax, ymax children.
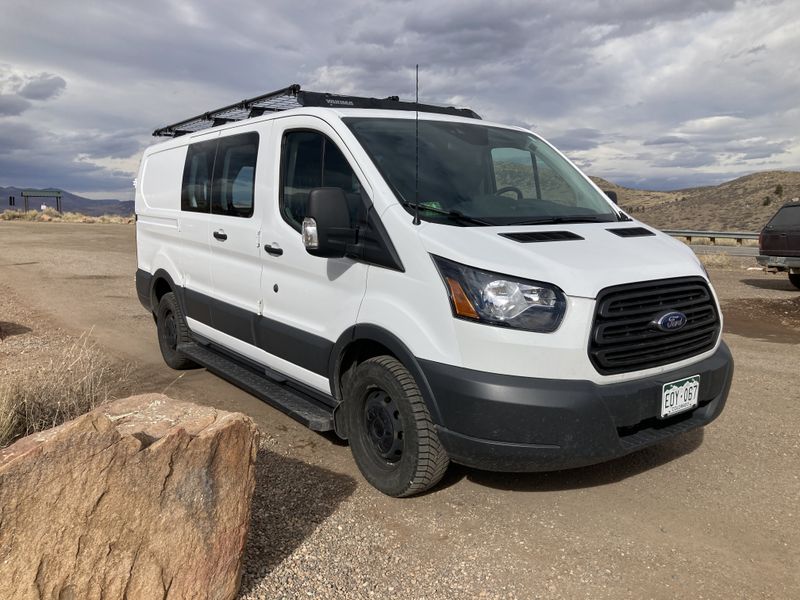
<box><xmin>0</xmin><ymin>208</ymin><xmax>132</xmax><ymax>224</ymax></box>
<box><xmin>0</xmin><ymin>334</ymin><xmax>130</xmax><ymax>447</ymax></box>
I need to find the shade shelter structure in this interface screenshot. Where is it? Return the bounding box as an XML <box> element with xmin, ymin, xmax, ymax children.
<box><xmin>21</xmin><ymin>189</ymin><xmax>62</xmax><ymax>213</ymax></box>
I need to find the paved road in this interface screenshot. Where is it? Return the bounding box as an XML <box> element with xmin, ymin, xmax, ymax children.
<box><xmin>1</xmin><ymin>221</ymin><xmax>798</xmax><ymax>599</ymax></box>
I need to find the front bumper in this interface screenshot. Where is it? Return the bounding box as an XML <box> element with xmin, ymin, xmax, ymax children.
<box><xmin>421</xmin><ymin>342</ymin><xmax>733</xmax><ymax>472</ymax></box>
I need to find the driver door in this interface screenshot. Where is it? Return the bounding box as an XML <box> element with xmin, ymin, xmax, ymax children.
<box><xmin>256</xmin><ymin>117</ymin><xmax>370</xmax><ymax>393</ymax></box>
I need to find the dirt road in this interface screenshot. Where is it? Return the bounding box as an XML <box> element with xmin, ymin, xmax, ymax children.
<box><xmin>1</xmin><ymin>221</ymin><xmax>798</xmax><ymax>599</ymax></box>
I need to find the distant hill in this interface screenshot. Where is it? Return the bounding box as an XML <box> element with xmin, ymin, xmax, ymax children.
<box><xmin>0</xmin><ymin>186</ymin><xmax>134</xmax><ymax>217</ymax></box>
<box><xmin>591</xmin><ymin>170</ymin><xmax>800</xmax><ymax>231</ymax></box>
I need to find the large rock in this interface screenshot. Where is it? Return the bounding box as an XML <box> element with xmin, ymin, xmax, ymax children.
<box><xmin>0</xmin><ymin>394</ymin><xmax>258</xmax><ymax>600</ymax></box>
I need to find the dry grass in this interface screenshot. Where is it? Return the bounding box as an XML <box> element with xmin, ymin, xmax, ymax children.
<box><xmin>0</xmin><ymin>208</ymin><xmax>133</xmax><ymax>224</ymax></box>
<box><xmin>698</xmin><ymin>253</ymin><xmax>733</xmax><ymax>270</ymax></box>
<box><xmin>0</xmin><ymin>333</ymin><xmax>131</xmax><ymax>448</ymax></box>
<box><xmin>679</xmin><ymin>237</ymin><xmax>759</xmax><ymax>247</ymax></box>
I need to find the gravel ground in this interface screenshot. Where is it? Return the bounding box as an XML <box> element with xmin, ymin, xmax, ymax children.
<box><xmin>1</xmin><ymin>222</ymin><xmax>798</xmax><ymax>599</ymax></box>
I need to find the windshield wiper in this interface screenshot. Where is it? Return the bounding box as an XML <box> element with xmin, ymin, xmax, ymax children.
<box><xmin>507</xmin><ymin>215</ymin><xmax>615</xmax><ymax>226</ymax></box>
<box><xmin>400</xmin><ymin>202</ymin><xmax>495</xmax><ymax>226</ymax></box>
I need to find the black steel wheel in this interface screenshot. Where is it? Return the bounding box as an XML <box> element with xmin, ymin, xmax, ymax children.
<box><xmin>789</xmin><ymin>273</ymin><xmax>800</xmax><ymax>290</ymax></box>
<box><xmin>345</xmin><ymin>356</ymin><xmax>449</xmax><ymax>497</ymax></box>
<box><xmin>156</xmin><ymin>292</ymin><xmax>198</xmax><ymax>370</ymax></box>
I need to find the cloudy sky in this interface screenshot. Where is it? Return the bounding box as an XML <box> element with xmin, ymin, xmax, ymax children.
<box><xmin>1</xmin><ymin>0</ymin><xmax>798</xmax><ymax>199</ymax></box>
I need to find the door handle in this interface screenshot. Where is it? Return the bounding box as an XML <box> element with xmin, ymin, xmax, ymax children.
<box><xmin>213</xmin><ymin>230</ymin><xmax>227</xmax><ymax>241</ymax></box>
<box><xmin>263</xmin><ymin>243</ymin><xmax>283</xmax><ymax>256</ymax></box>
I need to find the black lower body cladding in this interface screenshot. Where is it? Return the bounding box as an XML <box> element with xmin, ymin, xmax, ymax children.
<box><xmin>422</xmin><ymin>342</ymin><xmax>733</xmax><ymax>472</ymax></box>
<box><xmin>136</xmin><ymin>269</ymin><xmax>152</xmax><ymax>311</ymax></box>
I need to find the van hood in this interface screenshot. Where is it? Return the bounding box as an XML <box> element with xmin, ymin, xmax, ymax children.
<box><xmin>417</xmin><ymin>220</ymin><xmax>706</xmax><ymax>298</ymax></box>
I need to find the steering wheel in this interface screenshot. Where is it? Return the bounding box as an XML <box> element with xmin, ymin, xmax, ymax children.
<box><xmin>496</xmin><ymin>186</ymin><xmax>524</xmax><ymax>201</ymax></box>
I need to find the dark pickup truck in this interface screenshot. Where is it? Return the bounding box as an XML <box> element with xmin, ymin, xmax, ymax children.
<box><xmin>758</xmin><ymin>203</ymin><xmax>800</xmax><ymax>289</ymax></box>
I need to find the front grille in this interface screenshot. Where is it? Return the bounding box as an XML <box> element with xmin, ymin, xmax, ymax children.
<box><xmin>589</xmin><ymin>277</ymin><xmax>720</xmax><ymax>374</ymax></box>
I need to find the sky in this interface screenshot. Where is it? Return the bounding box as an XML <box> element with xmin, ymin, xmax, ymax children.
<box><xmin>0</xmin><ymin>0</ymin><xmax>798</xmax><ymax>200</ymax></box>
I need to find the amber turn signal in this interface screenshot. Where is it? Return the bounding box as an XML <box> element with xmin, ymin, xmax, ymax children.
<box><xmin>446</xmin><ymin>277</ymin><xmax>479</xmax><ymax>319</ymax></box>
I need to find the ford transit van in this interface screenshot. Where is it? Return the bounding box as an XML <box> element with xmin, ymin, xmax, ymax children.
<box><xmin>135</xmin><ymin>85</ymin><xmax>733</xmax><ymax>496</ymax></box>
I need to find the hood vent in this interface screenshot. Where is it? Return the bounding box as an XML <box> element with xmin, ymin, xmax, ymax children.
<box><xmin>607</xmin><ymin>227</ymin><xmax>656</xmax><ymax>238</ymax></box>
<box><xmin>500</xmin><ymin>231</ymin><xmax>584</xmax><ymax>243</ymax></box>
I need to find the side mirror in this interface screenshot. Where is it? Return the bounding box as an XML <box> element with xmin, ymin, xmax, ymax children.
<box><xmin>302</xmin><ymin>187</ymin><xmax>356</xmax><ymax>258</ymax></box>
<box><xmin>603</xmin><ymin>190</ymin><xmax>618</xmax><ymax>204</ymax></box>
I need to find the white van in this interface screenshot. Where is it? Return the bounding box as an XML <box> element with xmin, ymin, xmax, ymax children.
<box><xmin>135</xmin><ymin>85</ymin><xmax>733</xmax><ymax>496</ymax></box>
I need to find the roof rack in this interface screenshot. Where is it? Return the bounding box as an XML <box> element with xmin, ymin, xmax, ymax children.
<box><xmin>152</xmin><ymin>84</ymin><xmax>481</xmax><ymax>137</ymax></box>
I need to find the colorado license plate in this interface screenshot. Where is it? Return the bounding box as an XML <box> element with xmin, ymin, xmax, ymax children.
<box><xmin>661</xmin><ymin>375</ymin><xmax>700</xmax><ymax>418</ymax></box>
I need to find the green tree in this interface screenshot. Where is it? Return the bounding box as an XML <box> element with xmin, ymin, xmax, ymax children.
<box><xmin>775</xmin><ymin>184</ymin><xmax>784</xmax><ymax>198</ymax></box>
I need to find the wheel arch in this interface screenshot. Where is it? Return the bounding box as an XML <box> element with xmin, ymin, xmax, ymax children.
<box><xmin>149</xmin><ymin>269</ymin><xmax>183</xmax><ymax>316</ymax></box>
<box><xmin>329</xmin><ymin>324</ymin><xmax>443</xmax><ymax>437</ymax></box>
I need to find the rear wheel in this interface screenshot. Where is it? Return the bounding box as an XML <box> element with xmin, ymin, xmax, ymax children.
<box><xmin>345</xmin><ymin>356</ymin><xmax>449</xmax><ymax>497</ymax></box>
<box><xmin>789</xmin><ymin>273</ymin><xmax>800</xmax><ymax>290</ymax></box>
<box><xmin>156</xmin><ymin>292</ymin><xmax>198</xmax><ymax>370</ymax></box>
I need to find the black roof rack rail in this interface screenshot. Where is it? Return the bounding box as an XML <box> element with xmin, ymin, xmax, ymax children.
<box><xmin>152</xmin><ymin>84</ymin><xmax>480</xmax><ymax>137</ymax></box>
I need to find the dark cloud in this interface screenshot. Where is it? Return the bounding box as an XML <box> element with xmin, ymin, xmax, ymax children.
<box><xmin>644</xmin><ymin>136</ymin><xmax>689</xmax><ymax>146</ymax></box>
<box><xmin>0</xmin><ymin>151</ymin><xmax>133</xmax><ymax>193</ymax></box>
<box><xmin>548</xmin><ymin>128</ymin><xmax>606</xmax><ymax>152</ymax></box>
<box><xmin>18</xmin><ymin>73</ymin><xmax>66</xmax><ymax>100</ymax></box>
<box><xmin>0</xmin><ymin>94</ymin><xmax>31</xmax><ymax>116</ymax></box>
<box><xmin>0</xmin><ymin>121</ymin><xmax>39</xmax><ymax>150</ymax></box>
<box><xmin>61</xmin><ymin>129</ymin><xmax>146</xmax><ymax>160</ymax></box>
<box><xmin>0</xmin><ymin>0</ymin><xmax>797</xmax><ymax>195</ymax></box>
<box><xmin>652</xmin><ymin>153</ymin><xmax>719</xmax><ymax>168</ymax></box>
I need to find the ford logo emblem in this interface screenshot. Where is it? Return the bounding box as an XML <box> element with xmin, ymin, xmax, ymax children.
<box><xmin>652</xmin><ymin>311</ymin><xmax>688</xmax><ymax>332</ymax></box>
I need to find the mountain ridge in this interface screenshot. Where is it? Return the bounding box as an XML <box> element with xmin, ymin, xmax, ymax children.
<box><xmin>592</xmin><ymin>170</ymin><xmax>800</xmax><ymax>231</ymax></box>
<box><xmin>0</xmin><ymin>186</ymin><xmax>134</xmax><ymax>217</ymax></box>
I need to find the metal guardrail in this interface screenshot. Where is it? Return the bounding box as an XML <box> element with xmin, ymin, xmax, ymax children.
<box><xmin>662</xmin><ymin>229</ymin><xmax>759</xmax><ymax>245</ymax></box>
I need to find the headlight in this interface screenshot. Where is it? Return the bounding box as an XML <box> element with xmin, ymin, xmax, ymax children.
<box><xmin>432</xmin><ymin>255</ymin><xmax>567</xmax><ymax>332</ymax></box>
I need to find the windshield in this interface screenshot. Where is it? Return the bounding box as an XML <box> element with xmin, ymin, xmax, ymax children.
<box><xmin>345</xmin><ymin>117</ymin><xmax>619</xmax><ymax>226</ymax></box>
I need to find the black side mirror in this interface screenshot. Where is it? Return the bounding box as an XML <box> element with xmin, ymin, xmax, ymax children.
<box><xmin>302</xmin><ymin>187</ymin><xmax>356</xmax><ymax>258</ymax></box>
<box><xmin>603</xmin><ymin>190</ymin><xmax>618</xmax><ymax>204</ymax></box>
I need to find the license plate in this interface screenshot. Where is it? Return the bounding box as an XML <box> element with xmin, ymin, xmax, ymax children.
<box><xmin>661</xmin><ymin>375</ymin><xmax>700</xmax><ymax>418</ymax></box>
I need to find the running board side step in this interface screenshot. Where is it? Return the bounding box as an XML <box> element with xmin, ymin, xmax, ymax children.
<box><xmin>177</xmin><ymin>342</ymin><xmax>334</xmax><ymax>431</ymax></box>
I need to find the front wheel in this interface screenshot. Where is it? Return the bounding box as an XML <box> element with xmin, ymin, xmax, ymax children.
<box><xmin>345</xmin><ymin>356</ymin><xmax>449</xmax><ymax>497</ymax></box>
<box><xmin>789</xmin><ymin>273</ymin><xmax>800</xmax><ymax>290</ymax></box>
<box><xmin>156</xmin><ymin>292</ymin><xmax>198</xmax><ymax>370</ymax></box>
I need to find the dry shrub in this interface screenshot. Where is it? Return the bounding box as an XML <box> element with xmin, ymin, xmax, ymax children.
<box><xmin>699</xmin><ymin>253</ymin><xmax>732</xmax><ymax>270</ymax></box>
<box><xmin>0</xmin><ymin>334</ymin><xmax>130</xmax><ymax>447</ymax></box>
<box><xmin>0</xmin><ymin>209</ymin><xmax>133</xmax><ymax>224</ymax></box>
<box><xmin>0</xmin><ymin>210</ymin><xmax>40</xmax><ymax>221</ymax></box>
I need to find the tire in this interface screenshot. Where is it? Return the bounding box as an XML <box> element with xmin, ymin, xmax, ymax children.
<box><xmin>345</xmin><ymin>356</ymin><xmax>449</xmax><ymax>497</ymax></box>
<box><xmin>156</xmin><ymin>292</ymin><xmax>198</xmax><ymax>370</ymax></box>
<box><xmin>789</xmin><ymin>273</ymin><xmax>800</xmax><ymax>290</ymax></box>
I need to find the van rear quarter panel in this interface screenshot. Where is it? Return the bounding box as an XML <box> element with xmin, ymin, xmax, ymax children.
<box><xmin>135</xmin><ymin>144</ymin><xmax>186</xmax><ymax>275</ymax></box>
<box><xmin>138</xmin><ymin>145</ymin><xmax>185</xmax><ymax>212</ymax></box>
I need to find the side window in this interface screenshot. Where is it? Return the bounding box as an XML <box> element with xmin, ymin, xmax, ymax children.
<box><xmin>281</xmin><ymin>130</ymin><xmax>362</xmax><ymax>230</ymax></box>
<box><xmin>212</xmin><ymin>132</ymin><xmax>259</xmax><ymax>218</ymax></box>
<box><xmin>181</xmin><ymin>140</ymin><xmax>216</xmax><ymax>212</ymax></box>
<box><xmin>492</xmin><ymin>148</ymin><xmax>534</xmax><ymax>198</ymax></box>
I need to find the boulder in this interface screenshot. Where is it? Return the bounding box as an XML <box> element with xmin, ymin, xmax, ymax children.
<box><xmin>0</xmin><ymin>394</ymin><xmax>259</xmax><ymax>600</ymax></box>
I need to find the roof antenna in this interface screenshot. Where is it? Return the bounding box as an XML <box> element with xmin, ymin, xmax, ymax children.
<box><xmin>413</xmin><ymin>64</ymin><xmax>421</xmax><ymax>226</ymax></box>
